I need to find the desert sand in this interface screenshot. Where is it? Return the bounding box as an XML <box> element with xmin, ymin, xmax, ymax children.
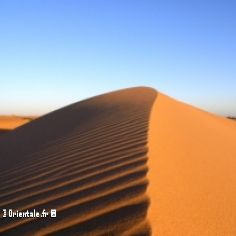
<box><xmin>0</xmin><ymin>116</ymin><xmax>35</xmax><ymax>133</ymax></box>
<box><xmin>0</xmin><ymin>87</ymin><xmax>236</xmax><ymax>235</ymax></box>
<box><xmin>0</xmin><ymin>88</ymin><xmax>156</xmax><ymax>235</ymax></box>
<box><xmin>148</xmin><ymin>93</ymin><xmax>236</xmax><ymax>235</ymax></box>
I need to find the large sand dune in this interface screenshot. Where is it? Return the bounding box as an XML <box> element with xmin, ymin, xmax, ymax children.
<box><xmin>0</xmin><ymin>87</ymin><xmax>236</xmax><ymax>235</ymax></box>
<box><xmin>0</xmin><ymin>88</ymin><xmax>156</xmax><ymax>235</ymax></box>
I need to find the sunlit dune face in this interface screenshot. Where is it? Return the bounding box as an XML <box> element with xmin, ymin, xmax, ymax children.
<box><xmin>147</xmin><ymin>93</ymin><xmax>236</xmax><ymax>236</ymax></box>
<box><xmin>0</xmin><ymin>116</ymin><xmax>35</xmax><ymax>131</ymax></box>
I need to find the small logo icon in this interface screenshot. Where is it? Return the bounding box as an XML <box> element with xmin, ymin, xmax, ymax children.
<box><xmin>51</xmin><ymin>209</ymin><xmax>56</xmax><ymax>217</ymax></box>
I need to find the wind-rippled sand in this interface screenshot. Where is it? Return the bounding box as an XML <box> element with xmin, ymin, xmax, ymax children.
<box><xmin>0</xmin><ymin>88</ymin><xmax>156</xmax><ymax>235</ymax></box>
<box><xmin>0</xmin><ymin>87</ymin><xmax>236</xmax><ymax>235</ymax></box>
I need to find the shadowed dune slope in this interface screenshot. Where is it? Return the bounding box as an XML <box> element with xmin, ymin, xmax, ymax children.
<box><xmin>0</xmin><ymin>87</ymin><xmax>157</xmax><ymax>235</ymax></box>
<box><xmin>148</xmin><ymin>93</ymin><xmax>236</xmax><ymax>236</ymax></box>
<box><xmin>0</xmin><ymin>129</ymin><xmax>9</xmax><ymax>135</ymax></box>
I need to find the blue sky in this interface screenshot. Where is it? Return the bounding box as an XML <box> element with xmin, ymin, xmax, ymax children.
<box><xmin>0</xmin><ymin>0</ymin><xmax>235</xmax><ymax>116</ymax></box>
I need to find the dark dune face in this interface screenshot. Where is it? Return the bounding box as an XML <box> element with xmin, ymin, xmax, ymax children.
<box><xmin>0</xmin><ymin>87</ymin><xmax>157</xmax><ymax>235</ymax></box>
<box><xmin>0</xmin><ymin>130</ymin><xmax>9</xmax><ymax>135</ymax></box>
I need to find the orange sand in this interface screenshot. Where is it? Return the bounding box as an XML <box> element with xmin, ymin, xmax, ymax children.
<box><xmin>0</xmin><ymin>88</ymin><xmax>156</xmax><ymax>235</ymax></box>
<box><xmin>147</xmin><ymin>93</ymin><xmax>236</xmax><ymax>235</ymax></box>
<box><xmin>0</xmin><ymin>116</ymin><xmax>35</xmax><ymax>131</ymax></box>
<box><xmin>1</xmin><ymin>88</ymin><xmax>236</xmax><ymax>235</ymax></box>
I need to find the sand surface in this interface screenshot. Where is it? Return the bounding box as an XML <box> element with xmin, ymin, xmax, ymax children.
<box><xmin>0</xmin><ymin>88</ymin><xmax>156</xmax><ymax>235</ymax></box>
<box><xmin>0</xmin><ymin>87</ymin><xmax>236</xmax><ymax>235</ymax></box>
<box><xmin>148</xmin><ymin>93</ymin><xmax>236</xmax><ymax>235</ymax></box>
<box><xmin>0</xmin><ymin>116</ymin><xmax>35</xmax><ymax>132</ymax></box>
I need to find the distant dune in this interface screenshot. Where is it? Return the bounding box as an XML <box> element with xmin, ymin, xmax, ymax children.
<box><xmin>0</xmin><ymin>87</ymin><xmax>236</xmax><ymax>235</ymax></box>
<box><xmin>228</xmin><ymin>116</ymin><xmax>236</xmax><ymax>121</ymax></box>
<box><xmin>0</xmin><ymin>116</ymin><xmax>35</xmax><ymax>132</ymax></box>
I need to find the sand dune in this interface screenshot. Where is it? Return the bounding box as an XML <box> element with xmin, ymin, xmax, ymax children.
<box><xmin>0</xmin><ymin>88</ymin><xmax>156</xmax><ymax>235</ymax></box>
<box><xmin>0</xmin><ymin>116</ymin><xmax>35</xmax><ymax>133</ymax></box>
<box><xmin>148</xmin><ymin>93</ymin><xmax>236</xmax><ymax>236</ymax></box>
<box><xmin>0</xmin><ymin>87</ymin><xmax>236</xmax><ymax>235</ymax></box>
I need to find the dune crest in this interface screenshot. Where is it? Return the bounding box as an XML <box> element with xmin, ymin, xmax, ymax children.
<box><xmin>147</xmin><ymin>93</ymin><xmax>236</xmax><ymax>235</ymax></box>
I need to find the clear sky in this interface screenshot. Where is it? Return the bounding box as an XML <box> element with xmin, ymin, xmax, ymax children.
<box><xmin>0</xmin><ymin>0</ymin><xmax>235</xmax><ymax>116</ymax></box>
